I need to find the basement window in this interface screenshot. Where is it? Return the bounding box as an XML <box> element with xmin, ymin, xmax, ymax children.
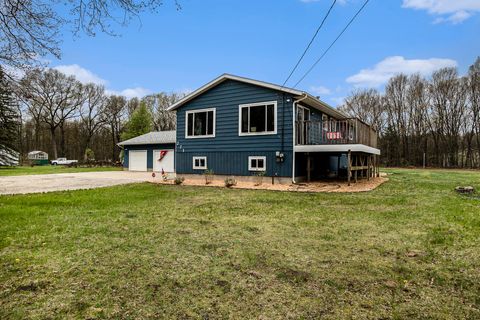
<box><xmin>248</xmin><ymin>156</ymin><xmax>266</xmax><ymax>172</ymax></box>
<box><xmin>193</xmin><ymin>156</ymin><xmax>207</xmax><ymax>170</ymax></box>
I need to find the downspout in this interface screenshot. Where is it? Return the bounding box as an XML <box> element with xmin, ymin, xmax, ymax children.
<box><xmin>292</xmin><ymin>93</ymin><xmax>308</xmax><ymax>184</ymax></box>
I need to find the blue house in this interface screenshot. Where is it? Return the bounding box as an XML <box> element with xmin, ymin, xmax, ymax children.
<box><xmin>168</xmin><ymin>74</ymin><xmax>380</xmax><ymax>184</ymax></box>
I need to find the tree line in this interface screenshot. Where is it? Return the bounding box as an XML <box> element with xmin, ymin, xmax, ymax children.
<box><xmin>341</xmin><ymin>57</ymin><xmax>480</xmax><ymax>168</ymax></box>
<box><xmin>0</xmin><ymin>67</ymin><xmax>181</xmax><ymax>164</ymax></box>
<box><xmin>3</xmin><ymin>57</ymin><xmax>480</xmax><ymax>167</ymax></box>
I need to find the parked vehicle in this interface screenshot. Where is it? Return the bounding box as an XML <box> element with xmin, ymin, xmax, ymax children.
<box><xmin>51</xmin><ymin>158</ymin><xmax>78</xmax><ymax>165</ymax></box>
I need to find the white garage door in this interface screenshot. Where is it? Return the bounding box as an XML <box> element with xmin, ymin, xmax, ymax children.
<box><xmin>153</xmin><ymin>149</ymin><xmax>174</xmax><ymax>173</ymax></box>
<box><xmin>128</xmin><ymin>150</ymin><xmax>147</xmax><ymax>171</ymax></box>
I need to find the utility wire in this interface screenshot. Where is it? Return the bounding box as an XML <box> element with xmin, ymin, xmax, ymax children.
<box><xmin>293</xmin><ymin>0</ymin><xmax>370</xmax><ymax>88</ymax></box>
<box><xmin>282</xmin><ymin>0</ymin><xmax>337</xmax><ymax>87</ymax></box>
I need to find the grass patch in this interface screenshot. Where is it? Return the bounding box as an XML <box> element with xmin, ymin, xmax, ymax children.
<box><xmin>0</xmin><ymin>166</ymin><xmax>122</xmax><ymax>176</ymax></box>
<box><xmin>0</xmin><ymin>168</ymin><xmax>479</xmax><ymax>318</ymax></box>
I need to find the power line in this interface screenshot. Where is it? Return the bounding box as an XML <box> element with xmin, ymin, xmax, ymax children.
<box><xmin>282</xmin><ymin>0</ymin><xmax>337</xmax><ymax>87</ymax></box>
<box><xmin>293</xmin><ymin>0</ymin><xmax>370</xmax><ymax>88</ymax></box>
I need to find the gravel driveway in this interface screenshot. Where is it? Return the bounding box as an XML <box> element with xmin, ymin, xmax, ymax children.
<box><xmin>0</xmin><ymin>171</ymin><xmax>159</xmax><ymax>195</ymax></box>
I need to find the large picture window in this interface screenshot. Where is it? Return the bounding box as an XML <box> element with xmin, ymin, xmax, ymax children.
<box><xmin>186</xmin><ymin>108</ymin><xmax>215</xmax><ymax>138</ymax></box>
<box><xmin>239</xmin><ymin>101</ymin><xmax>277</xmax><ymax>136</ymax></box>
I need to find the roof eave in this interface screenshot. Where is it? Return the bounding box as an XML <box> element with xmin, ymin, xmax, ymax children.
<box><xmin>299</xmin><ymin>93</ymin><xmax>348</xmax><ymax>119</ymax></box>
<box><xmin>167</xmin><ymin>74</ymin><xmax>303</xmax><ymax>111</ymax></box>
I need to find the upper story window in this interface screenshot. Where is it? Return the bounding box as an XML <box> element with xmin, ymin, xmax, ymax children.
<box><xmin>186</xmin><ymin>108</ymin><xmax>215</xmax><ymax>138</ymax></box>
<box><xmin>239</xmin><ymin>101</ymin><xmax>277</xmax><ymax>136</ymax></box>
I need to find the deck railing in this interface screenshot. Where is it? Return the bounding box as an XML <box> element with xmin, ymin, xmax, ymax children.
<box><xmin>295</xmin><ymin>118</ymin><xmax>378</xmax><ymax>148</ymax></box>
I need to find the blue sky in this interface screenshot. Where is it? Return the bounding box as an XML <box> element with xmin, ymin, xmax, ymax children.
<box><xmin>51</xmin><ymin>0</ymin><xmax>480</xmax><ymax>106</ymax></box>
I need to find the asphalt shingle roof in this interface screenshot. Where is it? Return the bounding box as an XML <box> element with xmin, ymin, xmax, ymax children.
<box><xmin>118</xmin><ymin>131</ymin><xmax>176</xmax><ymax>146</ymax></box>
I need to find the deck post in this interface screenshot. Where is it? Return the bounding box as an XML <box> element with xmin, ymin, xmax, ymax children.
<box><xmin>360</xmin><ymin>155</ymin><xmax>364</xmax><ymax>178</ymax></box>
<box><xmin>367</xmin><ymin>155</ymin><xmax>370</xmax><ymax>181</ymax></box>
<box><xmin>307</xmin><ymin>153</ymin><xmax>311</xmax><ymax>182</ymax></box>
<box><xmin>347</xmin><ymin>150</ymin><xmax>351</xmax><ymax>186</ymax></box>
<box><xmin>376</xmin><ymin>155</ymin><xmax>380</xmax><ymax>178</ymax></box>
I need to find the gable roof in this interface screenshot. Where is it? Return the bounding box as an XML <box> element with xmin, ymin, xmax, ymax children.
<box><xmin>118</xmin><ymin>131</ymin><xmax>176</xmax><ymax>146</ymax></box>
<box><xmin>167</xmin><ymin>73</ymin><xmax>348</xmax><ymax>119</ymax></box>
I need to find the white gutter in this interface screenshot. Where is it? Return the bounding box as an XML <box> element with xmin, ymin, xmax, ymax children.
<box><xmin>292</xmin><ymin>93</ymin><xmax>308</xmax><ymax>184</ymax></box>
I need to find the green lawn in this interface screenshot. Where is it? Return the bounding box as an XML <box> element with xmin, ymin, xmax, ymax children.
<box><xmin>0</xmin><ymin>169</ymin><xmax>479</xmax><ymax>319</ymax></box>
<box><xmin>0</xmin><ymin>165</ymin><xmax>122</xmax><ymax>176</ymax></box>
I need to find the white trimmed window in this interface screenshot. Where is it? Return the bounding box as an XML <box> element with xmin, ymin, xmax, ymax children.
<box><xmin>193</xmin><ymin>156</ymin><xmax>207</xmax><ymax>170</ymax></box>
<box><xmin>248</xmin><ymin>156</ymin><xmax>266</xmax><ymax>172</ymax></box>
<box><xmin>239</xmin><ymin>101</ymin><xmax>277</xmax><ymax>136</ymax></box>
<box><xmin>186</xmin><ymin>108</ymin><xmax>215</xmax><ymax>138</ymax></box>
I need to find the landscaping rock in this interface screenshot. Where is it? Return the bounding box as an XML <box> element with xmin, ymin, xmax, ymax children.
<box><xmin>455</xmin><ymin>186</ymin><xmax>475</xmax><ymax>194</ymax></box>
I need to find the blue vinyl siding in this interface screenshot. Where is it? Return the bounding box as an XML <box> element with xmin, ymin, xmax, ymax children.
<box><xmin>176</xmin><ymin>151</ymin><xmax>293</xmax><ymax>177</ymax></box>
<box><xmin>176</xmin><ymin>79</ymin><xmax>294</xmax><ymax>152</ymax></box>
<box><xmin>175</xmin><ymin>79</ymin><xmax>294</xmax><ymax>177</ymax></box>
<box><xmin>124</xmin><ymin>144</ymin><xmax>175</xmax><ymax>170</ymax></box>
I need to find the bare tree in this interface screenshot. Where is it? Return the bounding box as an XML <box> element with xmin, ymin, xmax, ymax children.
<box><xmin>468</xmin><ymin>58</ymin><xmax>480</xmax><ymax>167</ymax></box>
<box><xmin>341</xmin><ymin>88</ymin><xmax>384</xmax><ymax>132</ymax></box>
<box><xmin>102</xmin><ymin>95</ymin><xmax>126</xmax><ymax>161</ymax></box>
<box><xmin>1</xmin><ymin>0</ymin><xmax>180</xmax><ymax>72</ymax></box>
<box><xmin>142</xmin><ymin>92</ymin><xmax>181</xmax><ymax>131</ymax></box>
<box><xmin>406</xmin><ymin>74</ymin><xmax>429</xmax><ymax>165</ymax></box>
<box><xmin>428</xmin><ymin>68</ymin><xmax>467</xmax><ymax>167</ymax></box>
<box><xmin>126</xmin><ymin>97</ymin><xmax>140</xmax><ymax>116</ymax></box>
<box><xmin>0</xmin><ymin>0</ymin><xmax>62</xmax><ymax>69</ymax></box>
<box><xmin>384</xmin><ymin>74</ymin><xmax>410</xmax><ymax>165</ymax></box>
<box><xmin>19</xmin><ymin>68</ymin><xmax>83</xmax><ymax>158</ymax></box>
<box><xmin>80</xmin><ymin>83</ymin><xmax>107</xmax><ymax>159</ymax></box>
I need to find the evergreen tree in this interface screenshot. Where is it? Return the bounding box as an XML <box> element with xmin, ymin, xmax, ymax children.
<box><xmin>121</xmin><ymin>101</ymin><xmax>153</xmax><ymax>141</ymax></box>
<box><xmin>0</xmin><ymin>67</ymin><xmax>20</xmax><ymax>165</ymax></box>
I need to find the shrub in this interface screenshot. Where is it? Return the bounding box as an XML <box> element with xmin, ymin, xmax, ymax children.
<box><xmin>253</xmin><ymin>171</ymin><xmax>266</xmax><ymax>186</ymax></box>
<box><xmin>174</xmin><ymin>177</ymin><xmax>185</xmax><ymax>185</ymax></box>
<box><xmin>84</xmin><ymin>148</ymin><xmax>95</xmax><ymax>161</ymax></box>
<box><xmin>224</xmin><ymin>177</ymin><xmax>237</xmax><ymax>188</ymax></box>
<box><xmin>204</xmin><ymin>169</ymin><xmax>214</xmax><ymax>185</ymax></box>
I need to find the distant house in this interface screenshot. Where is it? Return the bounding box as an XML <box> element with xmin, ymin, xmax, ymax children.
<box><xmin>121</xmin><ymin>74</ymin><xmax>380</xmax><ymax>184</ymax></box>
<box><xmin>168</xmin><ymin>74</ymin><xmax>380</xmax><ymax>183</ymax></box>
<box><xmin>27</xmin><ymin>150</ymin><xmax>49</xmax><ymax>166</ymax></box>
<box><xmin>118</xmin><ymin>131</ymin><xmax>175</xmax><ymax>172</ymax></box>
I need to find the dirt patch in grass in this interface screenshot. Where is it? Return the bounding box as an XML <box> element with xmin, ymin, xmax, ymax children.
<box><xmin>155</xmin><ymin>174</ymin><xmax>388</xmax><ymax>193</ymax></box>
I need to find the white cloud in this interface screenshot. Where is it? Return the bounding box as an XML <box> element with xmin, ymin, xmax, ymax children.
<box><xmin>402</xmin><ymin>0</ymin><xmax>480</xmax><ymax>23</ymax></box>
<box><xmin>53</xmin><ymin>64</ymin><xmax>151</xmax><ymax>99</ymax></box>
<box><xmin>106</xmin><ymin>87</ymin><xmax>151</xmax><ymax>99</ymax></box>
<box><xmin>309</xmin><ymin>85</ymin><xmax>332</xmax><ymax>95</ymax></box>
<box><xmin>346</xmin><ymin>56</ymin><xmax>457</xmax><ymax>87</ymax></box>
<box><xmin>54</xmin><ymin>64</ymin><xmax>108</xmax><ymax>86</ymax></box>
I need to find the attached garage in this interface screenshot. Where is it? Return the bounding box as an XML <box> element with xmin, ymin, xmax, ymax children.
<box><xmin>118</xmin><ymin>131</ymin><xmax>176</xmax><ymax>173</ymax></box>
<box><xmin>128</xmin><ymin>150</ymin><xmax>147</xmax><ymax>171</ymax></box>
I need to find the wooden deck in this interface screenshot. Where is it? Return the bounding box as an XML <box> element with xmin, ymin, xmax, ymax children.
<box><xmin>296</xmin><ymin>118</ymin><xmax>378</xmax><ymax>149</ymax></box>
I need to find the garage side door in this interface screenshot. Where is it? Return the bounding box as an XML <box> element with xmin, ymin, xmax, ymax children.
<box><xmin>153</xmin><ymin>149</ymin><xmax>174</xmax><ymax>172</ymax></box>
<box><xmin>128</xmin><ymin>150</ymin><xmax>147</xmax><ymax>171</ymax></box>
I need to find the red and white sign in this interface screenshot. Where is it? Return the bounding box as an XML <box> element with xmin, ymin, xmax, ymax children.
<box><xmin>326</xmin><ymin>132</ymin><xmax>342</xmax><ymax>140</ymax></box>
